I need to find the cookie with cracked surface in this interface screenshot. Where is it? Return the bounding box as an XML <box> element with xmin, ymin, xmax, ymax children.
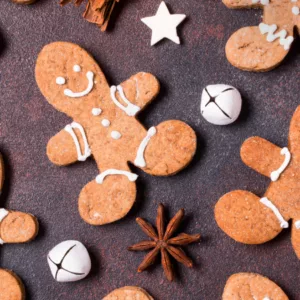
<box><xmin>223</xmin><ymin>0</ymin><xmax>299</xmax><ymax>71</ymax></box>
<box><xmin>0</xmin><ymin>269</ymin><xmax>25</xmax><ymax>300</ymax></box>
<box><xmin>222</xmin><ymin>273</ymin><xmax>288</xmax><ymax>300</ymax></box>
<box><xmin>103</xmin><ymin>286</ymin><xmax>154</xmax><ymax>300</ymax></box>
<box><xmin>215</xmin><ymin>106</ymin><xmax>300</xmax><ymax>259</ymax></box>
<box><xmin>35</xmin><ymin>41</ymin><xmax>197</xmax><ymax>226</ymax></box>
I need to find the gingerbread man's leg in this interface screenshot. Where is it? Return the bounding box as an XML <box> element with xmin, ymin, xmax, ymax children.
<box><xmin>0</xmin><ymin>269</ymin><xmax>25</xmax><ymax>300</ymax></box>
<box><xmin>225</xmin><ymin>2</ymin><xmax>294</xmax><ymax>71</ymax></box>
<box><xmin>215</xmin><ymin>137</ymin><xmax>288</xmax><ymax>244</ymax></box>
<box><xmin>78</xmin><ymin>164</ymin><xmax>137</xmax><ymax>226</ymax></box>
<box><xmin>133</xmin><ymin>121</ymin><xmax>197</xmax><ymax>176</ymax></box>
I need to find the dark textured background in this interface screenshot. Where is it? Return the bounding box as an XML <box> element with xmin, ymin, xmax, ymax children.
<box><xmin>0</xmin><ymin>0</ymin><xmax>299</xmax><ymax>299</ymax></box>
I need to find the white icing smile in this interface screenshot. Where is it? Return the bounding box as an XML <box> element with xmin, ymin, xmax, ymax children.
<box><xmin>64</xmin><ymin>71</ymin><xmax>95</xmax><ymax>98</ymax></box>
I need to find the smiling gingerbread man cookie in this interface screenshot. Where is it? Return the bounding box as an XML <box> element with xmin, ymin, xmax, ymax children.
<box><xmin>223</xmin><ymin>0</ymin><xmax>300</xmax><ymax>71</ymax></box>
<box><xmin>35</xmin><ymin>42</ymin><xmax>197</xmax><ymax>225</ymax></box>
<box><xmin>215</xmin><ymin>106</ymin><xmax>300</xmax><ymax>258</ymax></box>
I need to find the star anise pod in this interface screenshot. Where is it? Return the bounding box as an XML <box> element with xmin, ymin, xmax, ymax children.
<box><xmin>128</xmin><ymin>204</ymin><xmax>201</xmax><ymax>281</ymax></box>
<box><xmin>59</xmin><ymin>0</ymin><xmax>119</xmax><ymax>32</ymax></box>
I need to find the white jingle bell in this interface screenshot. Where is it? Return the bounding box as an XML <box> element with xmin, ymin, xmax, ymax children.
<box><xmin>47</xmin><ymin>240</ymin><xmax>91</xmax><ymax>282</ymax></box>
<box><xmin>200</xmin><ymin>84</ymin><xmax>242</xmax><ymax>125</ymax></box>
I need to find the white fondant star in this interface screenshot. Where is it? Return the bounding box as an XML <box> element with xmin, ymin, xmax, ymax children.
<box><xmin>141</xmin><ymin>1</ymin><xmax>186</xmax><ymax>46</ymax></box>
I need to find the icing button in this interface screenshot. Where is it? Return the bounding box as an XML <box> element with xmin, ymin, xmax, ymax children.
<box><xmin>111</xmin><ymin>131</ymin><xmax>121</xmax><ymax>140</ymax></box>
<box><xmin>56</xmin><ymin>77</ymin><xmax>66</xmax><ymax>85</ymax></box>
<box><xmin>92</xmin><ymin>108</ymin><xmax>102</xmax><ymax>116</ymax></box>
<box><xmin>73</xmin><ymin>65</ymin><xmax>81</xmax><ymax>72</ymax></box>
<box><xmin>102</xmin><ymin>119</ymin><xmax>110</xmax><ymax>127</ymax></box>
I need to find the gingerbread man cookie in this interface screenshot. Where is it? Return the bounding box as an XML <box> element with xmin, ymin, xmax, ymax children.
<box><xmin>0</xmin><ymin>269</ymin><xmax>26</xmax><ymax>300</ymax></box>
<box><xmin>103</xmin><ymin>286</ymin><xmax>154</xmax><ymax>300</ymax></box>
<box><xmin>223</xmin><ymin>273</ymin><xmax>288</xmax><ymax>300</ymax></box>
<box><xmin>223</xmin><ymin>0</ymin><xmax>300</xmax><ymax>71</ymax></box>
<box><xmin>215</xmin><ymin>106</ymin><xmax>300</xmax><ymax>258</ymax></box>
<box><xmin>35</xmin><ymin>42</ymin><xmax>197</xmax><ymax>226</ymax></box>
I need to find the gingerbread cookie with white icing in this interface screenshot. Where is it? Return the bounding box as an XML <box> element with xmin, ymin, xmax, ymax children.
<box><xmin>0</xmin><ymin>154</ymin><xmax>38</xmax><ymax>244</ymax></box>
<box><xmin>0</xmin><ymin>269</ymin><xmax>26</xmax><ymax>300</ymax></box>
<box><xmin>103</xmin><ymin>286</ymin><xmax>154</xmax><ymax>300</ymax></box>
<box><xmin>223</xmin><ymin>0</ymin><xmax>299</xmax><ymax>71</ymax></box>
<box><xmin>35</xmin><ymin>42</ymin><xmax>197</xmax><ymax>225</ymax></box>
<box><xmin>215</xmin><ymin>106</ymin><xmax>300</xmax><ymax>258</ymax></box>
<box><xmin>223</xmin><ymin>273</ymin><xmax>288</xmax><ymax>300</ymax></box>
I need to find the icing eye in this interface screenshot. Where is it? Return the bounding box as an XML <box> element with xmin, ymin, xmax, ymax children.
<box><xmin>56</xmin><ymin>77</ymin><xmax>66</xmax><ymax>85</ymax></box>
<box><xmin>73</xmin><ymin>65</ymin><xmax>81</xmax><ymax>72</ymax></box>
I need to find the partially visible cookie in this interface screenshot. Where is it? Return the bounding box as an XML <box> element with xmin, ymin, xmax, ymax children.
<box><xmin>103</xmin><ymin>286</ymin><xmax>154</xmax><ymax>300</ymax></box>
<box><xmin>0</xmin><ymin>269</ymin><xmax>25</xmax><ymax>300</ymax></box>
<box><xmin>11</xmin><ymin>0</ymin><xmax>37</xmax><ymax>4</ymax></box>
<box><xmin>222</xmin><ymin>273</ymin><xmax>288</xmax><ymax>300</ymax></box>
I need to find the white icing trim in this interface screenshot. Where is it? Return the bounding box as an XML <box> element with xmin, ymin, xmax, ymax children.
<box><xmin>110</xmin><ymin>85</ymin><xmax>141</xmax><ymax>116</ymax></box>
<box><xmin>270</xmin><ymin>147</ymin><xmax>291</xmax><ymax>181</ymax></box>
<box><xmin>134</xmin><ymin>127</ymin><xmax>157</xmax><ymax>168</ymax></box>
<box><xmin>64</xmin><ymin>71</ymin><xmax>94</xmax><ymax>98</ymax></box>
<box><xmin>260</xmin><ymin>197</ymin><xmax>289</xmax><ymax>228</ymax></box>
<box><xmin>0</xmin><ymin>208</ymin><xmax>8</xmax><ymax>222</ymax></box>
<box><xmin>252</xmin><ymin>0</ymin><xmax>269</xmax><ymax>5</ymax></box>
<box><xmin>65</xmin><ymin>122</ymin><xmax>91</xmax><ymax>162</ymax></box>
<box><xmin>96</xmin><ymin>169</ymin><xmax>138</xmax><ymax>184</ymax></box>
<box><xmin>259</xmin><ymin>23</ymin><xmax>294</xmax><ymax>51</ymax></box>
<box><xmin>295</xmin><ymin>220</ymin><xmax>300</xmax><ymax>229</ymax></box>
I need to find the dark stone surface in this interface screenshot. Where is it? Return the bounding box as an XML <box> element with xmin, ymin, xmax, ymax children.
<box><xmin>0</xmin><ymin>1</ymin><xmax>299</xmax><ymax>299</ymax></box>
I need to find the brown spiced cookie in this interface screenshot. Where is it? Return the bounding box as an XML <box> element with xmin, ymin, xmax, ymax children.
<box><xmin>222</xmin><ymin>273</ymin><xmax>288</xmax><ymax>300</ymax></box>
<box><xmin>35</xmin><ymin>42</ymin><xmax>197</xmax><ymax>226</ymax></box>
<box><xmin>215</xmin><ymin>106</ymin><xmax>300</xmax><ymax>258</ymax></box>
<box><xmin>223</xmin><ymin>0</ymin><xmax>299</xmax><ymax>71</ymax></box>
<box><xmin>103</xmin><ymin>286</ymin><xmax>154</xmax><ymax>300</ymax></box>
<box><xmin>0</xmin><ymin>269</ymin><xmax>25</xmax><ymax>300</ymax></box>
<box><xmin>0</xmin><ymin>154</ymin><xmax>38</xmax><ymax>244</ymax></box>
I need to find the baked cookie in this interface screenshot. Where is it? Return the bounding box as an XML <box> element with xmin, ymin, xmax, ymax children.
<box><xmin>11</xmin><ymin>0</ymin><xmax>37</xmax><ymax>4</ymax></box>
<box><xmin>35</xmin><ymin>42</ymin><xmax>197</xmax><ymax>226</ymax></box>
<box><xmin>223</xmin><ymin>0</ymin><xmax>299</xmax><ymax>71</ymax></box>
<box><xmin>215</xmin><ymin>106</ymin><xmax>300</xmax><ymax>258</ymax></box>
<box><xmin>103</xmin><ymin>286</ymin><xmax>154</xmax><ymax>300</ymax></box>
<box><xmin>0</xmin><ymin>269</ymin><xmax>25</xmax><ymax>300</ymax></box>
<box><xmin>222</xmin><ymin>273</ymin><xmax>288</xmax><ymax>300</ymax></box>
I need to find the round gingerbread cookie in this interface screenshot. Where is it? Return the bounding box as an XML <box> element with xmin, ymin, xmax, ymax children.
<box><xmin>222</xmin><ymin>273</ymin><xmax>289</xmax><ymax>300</ymax></box>
<box><xmin>103</xmin><ymin>286</ymin><xmax>154</xmax><ymax>300</ymax></box>
<box><xmin>0</xmin><ymin>269</ymin><xmax>25</xmax><ymax>300</ymax></box>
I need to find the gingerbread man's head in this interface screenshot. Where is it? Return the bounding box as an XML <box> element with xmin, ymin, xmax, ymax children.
<box><xmin>215</xmin><ymin>106</ymin><xmax>300</xmax><ymax>258</ymax></box>
<box><xmin>223</xmin><ymin>0</ymin><xmax>300</xmax><ymax>71</ymax></box>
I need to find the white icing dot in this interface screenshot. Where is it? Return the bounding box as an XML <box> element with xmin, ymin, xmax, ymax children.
<box><xmin>295</xmin><ymin>220</ymin><xmax>300</xmax><ymax>229</ymax></box>
<box><xmin>102</xmin><ymin>119</ymin><xmax>110</xmax><ymax>127</ymax></box>
<box><xmin>292</xmin><ymin>6</ymin><xmax>300</xmax><ymax>15</ymax></box>
<box><xmin>111</xmin><ymin>131</ymin><xmax>121</xmax><ymax>140</ymax></box>
<box><xmin>291</xmin><ymin>0</ymin><xmax>297</xmax><ymax>3</ymax></box>
<box><xmin>92</xmin><ymin>108</ymin><xmax>102</xmax><ymax>116</ymax></box>
<box><xmin>56</xmin><ymin>77</ymin><xmax>66</xmax><ymax>85</ymax></box>
<box><xmin>73</xmin><ymin>65</ymin><xmax>81</xmax><ymax>72</ymax></box>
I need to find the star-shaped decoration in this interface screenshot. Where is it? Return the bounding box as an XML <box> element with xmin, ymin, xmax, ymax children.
<box><xmin>128</xmin><ymin>204</ymin><xmax>200</xmax><ymax>281</ymax></box>
<box><xmin>141</xmin><ymin>1</ymin><xmax>186</xmax><ymax>46</ymax></box>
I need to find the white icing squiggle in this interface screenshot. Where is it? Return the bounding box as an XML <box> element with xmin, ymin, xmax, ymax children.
<box><xmin>65</xmin><ymin>122</ymin><xmax>91</xmax><ymax>161</ymax></box>
<box><xmin>0</xmin><ymin>208</ymin><xmax>8</xmax><ymax>222</ymax></box>
<box><xmin>96</xmin><ymin>169</ymin><xmax>138</xmax><ymax>184</ymax></box>
<box><xmin>295</xmin><ymin>220</ymin><xmax>300</xmax><ymax>229</ymax></box>
<box><xmin>270</xmin><ymin>147</ymin><xmax>291</xmax><ymax>181</ymax></box>
<box><xmin>252</xmin><ymin>0</ymin><xmax>269</xmax><ymax>5</ymax></box>
<box><xmin>110</xmin><ymin>85</ymin><xmax>141</xmax><ymax>116</ymax></box>
<box><xmin>260</xmin><ymin>197</ymin><xmax>289</xmax><ymax>228</ymax></box>
<box><xmin>259</xmin><ymin>23</ymin><xmax>294</xmax><ymax>50</ymax></box>
<box><xmin>64</xmin><ymin>71</ymin><xmax>94</xmax><ymax>98</ymax></box>
<box><xmin>134</xmin><ymin>127</ymin><xmax>157</xmax><ymax>168</ymax></box>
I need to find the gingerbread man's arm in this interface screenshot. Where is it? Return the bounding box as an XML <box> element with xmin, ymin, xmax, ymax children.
<box><xmin>47</xmin><ymin>126</ymin><xmax>90</xmax><ymax>166</ymax></box>
<box><xmin>117</xmin><ymin>72</ymin><xmax>160</xmax><ymax>114</ymax></box>
<box><xmin>223</xmin><ymin>0</ymin><xmax>261</xmax><ymax>8</ymax></box>
<box><xmin>241</xmin><ymin>137</ymin><xmax>285</xmax><ymax>179</ymax></box>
